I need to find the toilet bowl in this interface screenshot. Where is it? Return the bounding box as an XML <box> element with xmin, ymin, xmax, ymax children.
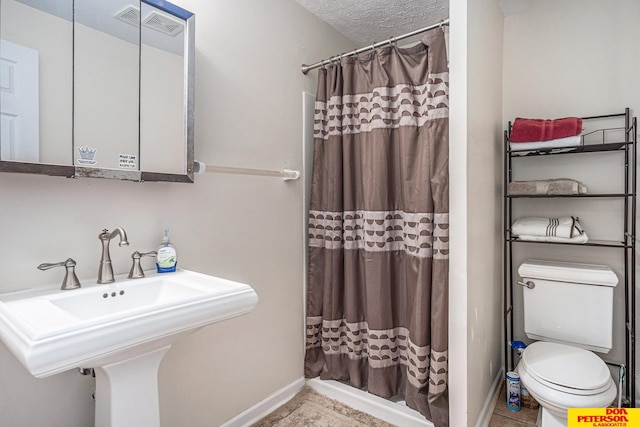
<box><xmin>517</xmin><ymin>342</ymin><xmax>617</xmax><ymax>426</ymax></box>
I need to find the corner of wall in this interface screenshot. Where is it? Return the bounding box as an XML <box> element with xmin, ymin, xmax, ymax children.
<box><xmin>447</xmin><ymin>0</ymin><xmax>470</xmax><ymax>424</ymax></box>
<box><xmin>449</xmin><ymin>0</ymin><xmax>506</xmax><ymax>425</ymax></box>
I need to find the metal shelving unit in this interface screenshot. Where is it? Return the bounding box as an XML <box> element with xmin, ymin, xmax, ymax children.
<box><xmin>503</xmin><ymin>108</ymin><xmax>637</xmax><ymax>407</ymax></box>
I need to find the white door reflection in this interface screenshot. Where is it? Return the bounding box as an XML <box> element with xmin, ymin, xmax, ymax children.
<box><xmin>0</xmin><ymin>40</ymin><xmax>39</xmax><ymax>162</ymax></box>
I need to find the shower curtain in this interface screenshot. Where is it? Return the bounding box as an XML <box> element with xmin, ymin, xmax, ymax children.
<box><xmin>305</xmin><ymin>29</ymin><xmax>449</xmax><ymax>426</ymax></box>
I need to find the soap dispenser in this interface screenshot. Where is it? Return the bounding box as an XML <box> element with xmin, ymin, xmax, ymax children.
<box><xmin>156</xmin><ymin>229</ymin><xmax>177</xmax><ymax>273</ymax></box>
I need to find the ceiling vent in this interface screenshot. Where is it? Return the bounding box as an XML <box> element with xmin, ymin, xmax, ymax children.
<box><xmin>142</xmin><ymin>11</ymin><xmax>184</xmax><ymax>37</ymax></box>
<box><xmin>114</xmin><ymin>5</ymin><xmax>140</xmax><ymax>27</ymax></box>
<box><xmin>114</xmin><ymin>6</ymin><xmax>184</xmax><ymax>38</ymax></box>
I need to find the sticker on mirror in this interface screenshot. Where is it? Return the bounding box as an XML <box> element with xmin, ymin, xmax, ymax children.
<box><xmin>119</xmin><ymin>154</ymin><xmax>137</xmax><ymax>169</ymax></box>
<box><xmin>77</xmin><ymin>146</ymin><xmax>97</xmax><ymax>166</ymax></box>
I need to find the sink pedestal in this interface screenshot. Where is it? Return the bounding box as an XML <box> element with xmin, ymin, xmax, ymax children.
<box><xmin>94</xmin><ymin>345</ymin><xmax>171</xmax><ymax>427</ymax></box>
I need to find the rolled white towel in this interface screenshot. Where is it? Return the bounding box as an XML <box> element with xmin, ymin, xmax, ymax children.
<box><xmin>511</xmin><ymin>216</ymin><xmax>582</xmax><ymax>239</ymax></box>
<box><xmin>509</xmin><ymin>135</ymin><xmax>582</xmax><ymax>152</ymax></box>
<box><xmin>515</xmin><ymin>232</ymin><xmax>589</xmax><ymax>244</ymax></box>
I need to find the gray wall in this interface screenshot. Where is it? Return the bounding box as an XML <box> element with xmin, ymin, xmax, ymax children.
<box><xmin>503</xmin><ymin>0</ymin><xmax>640</xmax><ymax>406</ymax></box>
<box><xmin>449</xmin><ymin>0</ymin><xmax>505</xmax><ymax>425</ymax></box>
<box><xmin>0</xmin><ymin>1</ymin><xmax>356</xmax><ymax>425</ymax></box>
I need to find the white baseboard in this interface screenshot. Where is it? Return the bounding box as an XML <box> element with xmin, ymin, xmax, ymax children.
<box><xmin>220</xmin><ymin>377</ymin><xmax>305</xmax><ymax>427</ymax></box>
<box><xmin>307</xmin><ymin>378</ymin><xmax>434</xmax><ymax>427</ymax></box>
<box><xmin>474</xmin><ymin>369</ymin><xmax>504</xmax><ymax>427</ymax></box>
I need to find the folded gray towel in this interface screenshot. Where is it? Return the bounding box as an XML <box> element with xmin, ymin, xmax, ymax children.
<box><xmin>508</xmin><ymin>178</ymin><xmax>587</xmax><ymax>196</ymax></box>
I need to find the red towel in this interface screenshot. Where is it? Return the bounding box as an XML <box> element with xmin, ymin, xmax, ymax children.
<box><xmin>510</xmin><ymin>117</ymin><xmax>583</xmax><ymax>143</ymax></box>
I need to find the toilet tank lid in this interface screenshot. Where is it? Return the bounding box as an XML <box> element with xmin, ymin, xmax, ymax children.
<box><xmin>518</xmin><ymin>259</ymin><xmax>618</xmax><ymax>287</ymax></box>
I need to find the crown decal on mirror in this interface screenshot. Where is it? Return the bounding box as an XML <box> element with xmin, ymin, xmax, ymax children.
<box><xmin>77</xmin><ymin>146</ymin><xmax>97</xmax><ymax>166</ymax></box>
<box><xmin>77</xmin><ymin>146</ymin><xmax>96</xmax><ymax>160</ymax></box>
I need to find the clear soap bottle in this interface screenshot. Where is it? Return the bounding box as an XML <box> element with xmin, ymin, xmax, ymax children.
<box><xmin>156</xmin><ymin>229</ymin><xmax>177</xmax><ymax>273</ymax></box>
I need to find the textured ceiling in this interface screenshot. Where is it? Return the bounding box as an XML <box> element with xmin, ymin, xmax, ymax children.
<box><xmin>295</xmin><ymin>0</ymin><xmax>449</xmax><ymax>46</ymax></box>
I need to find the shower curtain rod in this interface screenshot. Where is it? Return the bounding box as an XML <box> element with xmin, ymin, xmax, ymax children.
<box><xmin>300</xmin><ymin>19</ymin><xmax>449</xmax><ymax>75</ymax></box>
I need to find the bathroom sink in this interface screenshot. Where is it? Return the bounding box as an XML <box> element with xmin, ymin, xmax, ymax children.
<box><xmin>49</xmin><ymin>278</ymin><xmax>206</xmax><ymax>321</ymax></box>
<box><xmin>0</xmin><ymin>269</ymin><xmax>258</xmax><ymax>378</ymax></box>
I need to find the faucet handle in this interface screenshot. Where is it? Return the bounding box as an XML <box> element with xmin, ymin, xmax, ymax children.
<box><xmin>128</xmin><ymin>251</ymin><xmax>157</xmax><ymax>279</ymax></box>
<box><xmin>37</xmin><ymin>258</ymin><xmax>82</xmax><ymax>290</ymax></box>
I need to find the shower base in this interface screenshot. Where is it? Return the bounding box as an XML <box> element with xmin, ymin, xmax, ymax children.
<box><xmin>306</xmin><ymin>378</ymin><xmax>432</xmax><ymax>427</ymax></box>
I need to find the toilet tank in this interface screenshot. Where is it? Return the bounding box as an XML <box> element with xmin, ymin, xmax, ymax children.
<box><xmin>518</xmin><ymin>259</ymin><xmax>618</xmax><ymax>353</ymax></box>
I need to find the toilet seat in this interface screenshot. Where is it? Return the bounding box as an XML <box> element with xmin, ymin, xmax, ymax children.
<box><xmin>520</xmin><ymin>341</ymin><xmax>612</xmax><ymax>395</ymax></box>
<box><xmin>517</xmin><ymin>342</ymin><xmax>617</xmax><ymax>419</ymax></box>
<box><xmin>519</xmin><ymin>365</ymin><xmax>617</xmax><ymax>418</ymax></box>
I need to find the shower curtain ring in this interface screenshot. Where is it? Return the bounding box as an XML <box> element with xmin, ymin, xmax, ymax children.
<box><xmin>388</xmin><ymin>36</ymin><xmax>396</xmax><ymax>47</ymax></box>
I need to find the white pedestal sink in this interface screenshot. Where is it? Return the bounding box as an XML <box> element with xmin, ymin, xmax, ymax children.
<box><xmin>0</xmin><ymin>269</ymin><xmax>258</xmax><ymax>427</ymax></box>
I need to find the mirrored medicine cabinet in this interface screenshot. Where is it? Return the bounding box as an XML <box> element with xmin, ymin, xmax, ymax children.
<box><xmin>0</xmin><ymin>0</ymin><xmax>195</xmax><ymax>182</ymax></box>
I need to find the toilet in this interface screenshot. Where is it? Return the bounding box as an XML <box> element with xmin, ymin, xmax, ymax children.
<box><xmin>516</xmin><ymin>259</ymin><xmax>619</xmax><ymax>427</ymax></box>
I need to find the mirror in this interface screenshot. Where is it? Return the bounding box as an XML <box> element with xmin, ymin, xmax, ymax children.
<box><xmin>0</xmin><ymin>0</ymin><xmax>73</xmax><ymax>167</ymax></box>
<box><xmin>74</xmin><ymin>0</ymin><xmax>141</xmax><ymax>172</ymax></box>
<box><xmin>0</xmin><ymin>0</ymin><xmax>195</xmax><ymax>182</ymax></box>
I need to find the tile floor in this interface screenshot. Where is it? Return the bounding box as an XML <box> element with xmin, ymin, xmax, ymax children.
<box><xmin>488</xmin><ymin>382</ymin><xmax>539</xmax><ymax>427</ymax></box>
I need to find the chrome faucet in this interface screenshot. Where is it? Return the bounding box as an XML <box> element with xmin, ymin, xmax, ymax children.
<box><xmin>38</xmin><ymin>258</ymin><xmax>82</xmax><ymax>290</ymax></box>
<box><xmin>128</xmin><ymin>251</ymin><xmax>157</xmax><ymax>279</ymax></box>
<box><xmin>97</xmin><ymin>228</ymin><xmax>129</xmax><ymax>284</ymax></box>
